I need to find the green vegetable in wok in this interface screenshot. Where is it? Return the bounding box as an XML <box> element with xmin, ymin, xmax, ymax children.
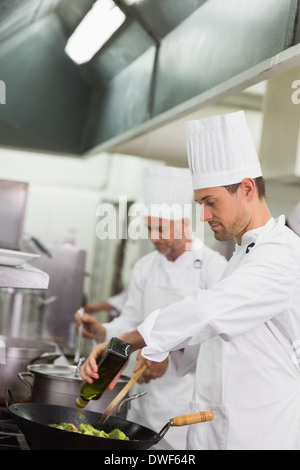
<box><xmin>103</xmin><ymin>428</ymin><xmax>129</xmax><ymax>441</ymax></box>
<box><xmin>49</xmin><ymin>422</ymin><xmax>129</xmax><ymax>440</ymax></box>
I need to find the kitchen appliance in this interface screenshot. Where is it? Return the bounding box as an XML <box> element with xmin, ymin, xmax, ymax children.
<box><xmin>0</xmin><ymin>336</ymin><xmax>56</xmax><ymax>406</ymax></box>
<box><xmin>0</xmin><ymin>180</ymin><xmax>28</xmax><ymax>251</ymax></box>
<box><xmin>30</xmin><ymin>244</ymin><xmax>86</xmax><ymax>348</ymax></box>
<box><xmin>0</xmin><ymin>288</ymin><xmax>56</xmax><ymax>339</ymax></box>
<box><xmin>0</xmin><ymin>410</ymin><xmax>30</xmax><ymax>450</ymax></box>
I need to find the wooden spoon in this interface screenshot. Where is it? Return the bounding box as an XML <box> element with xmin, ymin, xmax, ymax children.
<box><xmin>99</xmin><ymin>364</ymin><xmax>147</xmax><ymax>424</ymax></box>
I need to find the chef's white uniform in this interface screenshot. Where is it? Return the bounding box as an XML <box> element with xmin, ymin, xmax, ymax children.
<box><xmin>139</xmin><ymin>216</ymin><xmax>300</xmax><ymax>450</ymax></box>
<box><xmin>103</xmin><ymin>238</ymin><xmax>227</xmax><ymax>450</ymax></box>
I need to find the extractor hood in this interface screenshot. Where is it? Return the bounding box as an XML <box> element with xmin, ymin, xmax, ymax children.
<box><xmin>0</xmin><ymin>0</ymin><xmax>299</xmax><ymax>157</ymax></box>
<box><xmin>259</xmin><ymin>66</ymin><xmax>300</xmax><ymax>183</ymax></box>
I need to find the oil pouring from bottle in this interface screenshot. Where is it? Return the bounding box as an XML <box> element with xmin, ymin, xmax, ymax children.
<box><xmin>76</xmin><ymin>337</ymin><xmax>131</xmax><ymax>409</ymax></box>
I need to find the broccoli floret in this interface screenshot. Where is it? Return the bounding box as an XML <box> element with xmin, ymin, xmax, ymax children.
<box><xmin>49</xmin><ymin>423</ymin><xmax>130</xmax><ymax>440</ymax></box>
<box><xmin>78</xmin><ymin>423</ymin><xmax>109</xmax><ymax>438</ymax></box>
<box><xmin>50</xmin><ymin>423</ymin><xmax>79</xmax><ymax>432</ymax></box>
<box><xmin>108</xmin><ymin>429</ymin><xmax>129</xmax><ymax>441</ymax></box>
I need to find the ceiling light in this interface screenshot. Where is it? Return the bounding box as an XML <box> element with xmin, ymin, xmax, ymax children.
<box><xmin>65</xmin><ymin>0</ymin><xmax>126</xmax><ymax>65</ymax></box>
<box><xmin>123</xmin><ymin>0</ymin><xmax>145</xmax><ymax>4</ymax></box>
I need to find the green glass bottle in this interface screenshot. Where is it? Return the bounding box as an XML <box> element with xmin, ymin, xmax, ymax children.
<box><xmin>76</xmin><ymin>337</ymin><xmax>131</xmax><ymax>409</ymax></box>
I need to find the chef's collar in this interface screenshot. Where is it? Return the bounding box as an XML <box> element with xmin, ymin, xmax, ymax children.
<box><xmin>160</xmin><ymin>237</ymin><xmax>204</xmax><ymax>265</ymax></box>
<box><xmin>239</xmin><ymin>217</ymin><xmax>275</xmax><ymax>249</ymax></box>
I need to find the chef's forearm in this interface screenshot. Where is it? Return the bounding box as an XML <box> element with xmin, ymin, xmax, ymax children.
<box><xmin>119</xmin><ymin>330</ymin><xmax>146</xmax><ymax>352</ymax></box>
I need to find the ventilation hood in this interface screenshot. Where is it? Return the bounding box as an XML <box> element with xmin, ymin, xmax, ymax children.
<box><xmin>259</xmin><ymin>65</ymin><xmax>300</xmax><ymax>183</ymax></box>
<box><xmin>0</xmin><ymin>0</ymin><xmax>299</xmax><ymax>158</ymax></box>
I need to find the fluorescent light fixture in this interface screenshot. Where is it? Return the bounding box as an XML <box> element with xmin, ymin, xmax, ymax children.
<box><xmin>65</xmin><ymin>0</ymin><xmax>126</xmax><ymax>64</ymax></box>
<box><xmin>123</xmin><ymin>0</ymin><xmax>145</xmax><ymax>4</ymax></box>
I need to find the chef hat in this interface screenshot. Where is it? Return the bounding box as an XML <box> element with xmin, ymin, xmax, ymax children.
<box><xmin>185</xmin><ymin>110</ymin><xmax>263</xmax><ymax>190</ymax></box>
<box><xmin>289</xmin><ymin>202</ymin><xmax>300</xmax><ymax>236</ymax></box>
<box><xmin>143</xmin><ymin>166</ymin><xmax>193</xmax><ymax>220</ymax></box>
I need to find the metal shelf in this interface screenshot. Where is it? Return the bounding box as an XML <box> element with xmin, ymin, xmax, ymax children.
<box><xmin>0</xmin><ymin>263</ymin><xmax>49</xmax><ymax>290</ymax></box>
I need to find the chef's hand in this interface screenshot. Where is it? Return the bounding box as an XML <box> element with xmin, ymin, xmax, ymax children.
<box><xmin>79</xmin><ymin>341</ymin><xmax>127</xmax><ymax>389</ymax></box>
<box><xmin>80</xmin><ymin>342</ymin><xmax>109</xmax><ymax>383</ymax></box>
<box><xmin>74</xmin><ymin>311</ymin><xmax>106</xmax><ymax>342</ymax></box>
<box><xmin>84</xmin><ymin>301</ymin><xmax>112</xmax><ymax>315</ymax></box>
<box><xmin>134</xmin><ymin>351</ymin><xmax>169</xmax><ymax>383</ymax></box>
<box><xmin>83</xmin><ymin>302</ymin><xmax>100</xmax><ymax>314</ymax></box>
<box><xmin>80</xmin><ymin>331</ymin><xmax>146</xmax><ymax>386</ymax></box>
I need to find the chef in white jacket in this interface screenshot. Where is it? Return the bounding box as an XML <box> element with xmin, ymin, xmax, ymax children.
<box><xmin>288</xmin><ymin>202</ymin><xmax>300</xmax><ymax>236</ymax></box>
<box><xmin>82</xmin><ymin>111</ymin><xmax>300</xmax><ymax>450</ymax></box>
<box><xmin>80</xmin><ymin>165</ymin><xmax>227</xmax><ymax>450</ymax></box>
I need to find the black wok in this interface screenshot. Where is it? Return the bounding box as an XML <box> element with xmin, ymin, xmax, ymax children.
<box><xmin>6</xmin><ymin>389</ymin><xmax>213</xmax><ymax>450</ymax></box>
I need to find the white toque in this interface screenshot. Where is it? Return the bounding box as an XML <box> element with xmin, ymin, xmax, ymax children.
<box><xmin>144</xmin><ymin>166</ymin><xmax>193</xmax><ymax>220</ymax></box>
<box><xmin>185</xmin><ymin>110</ymin><xmax>263</xmax><ymax>190</ymax></box>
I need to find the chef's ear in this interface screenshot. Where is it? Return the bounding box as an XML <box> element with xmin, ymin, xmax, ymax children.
<box><xmin>241</xmin><ymin>178</ymin><xmax>256</xmax><ymax>201</ymax></box>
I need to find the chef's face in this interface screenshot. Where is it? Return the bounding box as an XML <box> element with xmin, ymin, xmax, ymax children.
<box><xmin>194</xmin><ymin>184</ymin><xmax>252</xmax><ymax>242</ymax></box>
<box><xmin>147</xmin><ymin>216</ymin><xmax>187</xmax><ymax>258</ymax></box>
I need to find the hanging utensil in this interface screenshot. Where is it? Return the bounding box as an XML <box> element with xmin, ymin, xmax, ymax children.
<box><xmin>99</xmin><ymin>364</ymin><xmax>147</xmax><ymax>424</ymax></box>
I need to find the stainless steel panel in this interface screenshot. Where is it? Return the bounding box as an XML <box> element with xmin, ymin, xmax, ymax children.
<box><xmin>87</xmin><ymin>0</ymin><xmax>299</xmax><ymax>151</ymax></box>
<box><xmin>0</xmin><ymin>0</ymin><xmax>299</xmax><ymax>155</ymax></box>
<box><xmin>0</xmin><ymin>180</ymin><xmax>28</xmax><ymax>250</ymax></box>
<box><xmin>0</xmin><ymin>15</ymin><xmax>91</xmax><ymax>154</ymax></box>
<box><xmin>31</xmin><ymin>246</ymin><xmax>86</xmax><ymax>348</ymax></box>
<box><xmin>87</xmin><ymin>47</ymin><xmax>156</xmax><ymax>145</ymax></box>
<box><xmin>153</xmin><ymin>0</ymin><xmax>295</xmax><ymax>116</ymax></box>
<box><xmin>0</xmin><ymin>264</ymin><xmax>49</xmax><ymax>290</ymax></box>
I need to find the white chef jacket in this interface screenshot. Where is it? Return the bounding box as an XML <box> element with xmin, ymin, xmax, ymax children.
<box><xmin>107</xmin><ymin>290</ymin><xmax>128</xmax><ymax>318</ymax></box>
<box><xmin>138</xmin><ymin>216</ymin><xmax>300</xmax><ymax>450</ymax></box>
<box><xmin>103</xmin><ymin>238</ymin><xmax>227</xmax><ymax>450</ymax></box>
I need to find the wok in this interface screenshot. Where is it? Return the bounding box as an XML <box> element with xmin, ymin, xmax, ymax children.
<box><xmin>6</xmin><ymin>389</ymin><xmax>213</xmax><ymax>450</ymax></box>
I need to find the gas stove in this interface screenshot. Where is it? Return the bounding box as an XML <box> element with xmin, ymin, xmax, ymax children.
<box><xmin>0</xmin><ymin>408</ymin><xmax>30</xmax><ymax>450</ymax></box>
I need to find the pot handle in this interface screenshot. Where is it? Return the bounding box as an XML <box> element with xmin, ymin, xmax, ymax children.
<box><xmin>157</xmin><ymin>411</ymin><xmax>214</xmax><ymax>442</ymax></box>
<box><xmin>117</xmin><ymin>391</ymin><xmax>147</xmax><ymax>414</ymax></box>
<box><xmin>171</xmin><ymin>411</ymin><xmax>214</xmax><ymax>426</ymax></box>
<box><xmin>5</xmin><ymin>388</ymin><xmax>17</xmax><ymax>409</ymax></box>
<box><xmin>18</xmin><ymin>371</ymin><xmax>33</xmax><ymax>392</ymax></box>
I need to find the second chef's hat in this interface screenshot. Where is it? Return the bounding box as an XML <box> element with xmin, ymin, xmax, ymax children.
<box><xmin>143</xmin><ymin>166</ymin><xmax>193</xmax><ymax>220</ymax></box>
<box><xmin>185</xmin><ymin>110</ymin><xmax>263</xmax><ymax>190</ymax></box>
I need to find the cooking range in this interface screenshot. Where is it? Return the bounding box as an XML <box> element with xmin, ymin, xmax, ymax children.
<box><xmin>0</xmin><ymin>407</ymin><xmax>30</xmax><ymax>450</ymax></box>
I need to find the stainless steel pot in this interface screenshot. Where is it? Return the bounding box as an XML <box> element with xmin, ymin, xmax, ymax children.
<box><xmin>0</xmin><ymin>335</ymin><xmax>56</xmax><ymax>405</ymax></box>
<box><xmin>18</xmin><ymin>364</ymin><xmax>146</xmax><ymax>419</ymax></box>
<box><xmin>0</xmin><ymin>288</ymin><xmax>56</xmax><ymax>339</ymax></box>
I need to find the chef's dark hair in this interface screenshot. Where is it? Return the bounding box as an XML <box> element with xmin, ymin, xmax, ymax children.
<box><xmin>224</xmin><ymin>177</ymin><xmax>266</xmax><ymax>200</ymax></box>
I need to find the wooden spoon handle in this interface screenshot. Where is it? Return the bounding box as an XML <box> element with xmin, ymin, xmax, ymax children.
<box><xmin>99</xmin><ymin>364</ymin><xmax>147</xmax><ymax>424</ymax></box>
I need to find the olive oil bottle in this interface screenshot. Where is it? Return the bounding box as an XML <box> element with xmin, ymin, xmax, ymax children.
<box><xmin>76</xmin><ymin>337</ymin><xmax>131</xmax><ymax>409</ymax></box>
